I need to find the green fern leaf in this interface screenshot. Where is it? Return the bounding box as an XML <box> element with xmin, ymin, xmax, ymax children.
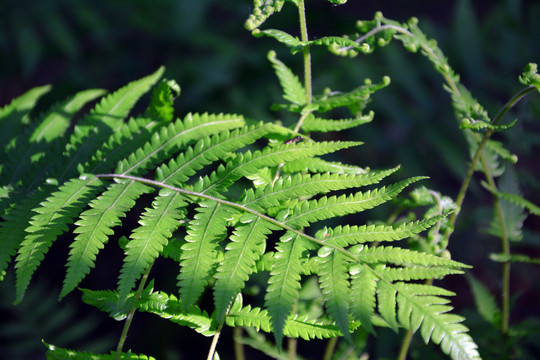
<box><xmin>115</xmin><ymin>112</ymin><xmax>245</xmax><ymax>176</ymax></box>
<box><xmin>265</xmin><ymin>233</ymin><xmax>316</xmax><ymax>348</ymax></box>
<box><xmin>285</xmin><ymin>177</ymin><xmax>425</xmax><ymax>227</ymax></box>
<box><xmin>118</xmin><ymin>190</ymin><xmax>187</xmax><ymax>301</ymax></box>
<box><xmin>355</xmin><ymin>245</ymin><xmax>466</xmax><ymax>268</ymax></box>
<box><xmin>81</xmin><ymin>288</ymin><xmax>132</xmax><ymax>321</ymax></box>
<box><xmin>214</xmin><ymin>215</ymin><xmax>278</xmax><ymax>321</ymax></box>
<box><xmin>226</xmin><ymin>303</ymin><xmax>342</xmax><ymax>340</ymax></box>
<box><xmin>156</xmin><ymin>123</ymin><xmax>274</xmax><ymax>186</ymax></box>
<box><xmin>60</xmin><ymin>180</ymin><xmax>153</xmax><ymax>298</ymax></box>
<box><xmin>315</xmin><ymin>215</ymin><xmax>447</xmax><ymax>246</ymax></box>
<box><xmin>519</xmin><ymin>62</ymin><xmax>540</xmax><ymax>92</ymax></box>
<box><xmin>350</xmin><ymin>265</ymin><xmax>378</xmax><ymax>334</ymax></box>
<box><xmin>58</xmin><ymin>67</ymin><xmax>164</xmax><ymax>181</ymax></box>
<box><xmin>134</xmin><ymin>291</ymin><xmax>215</xmax><ymax>336</ymax></box>
<box><xmin>0</xmin><ymin>85</ymin><xmax>51</xmax><ymax>157</ymax></box>
<box><xmin>377</xmin><ymin>266</ymin><xmax>464</xmax><ymax>282</ymax></box>
<box><xmin>4</xmin><ymin>89</ymin><xmax>106</xmax><ymax>187</ymax></box>
<box><xmin>267</xmin><ymin>50</ymin><xmax>305</xmax><ymax>105</ymax></box>
<box><xmin>178</xmin><ymin>201</ymin><xmax>234</xmax><ymax>310</ymax></box>
<box><xmin>311</xmin><ymin>77</ymin><xmax>390</xmax><ymax>113</ymax></box>
<box><xmin>467</xmin><ymin>275</ymin><xmax>500</xmax><ymax>326</ymax></box>
<box><xmin>44</xmin><ymin>342</ymin><xmax>156</xmax><ymax>360</ymax></box>
<box><xmin>377</xmin><ymin>280</ymin><xmax>399</xmax><ymax>332</ymax></box>
<box><xmin>0</xmin><ymin>190</ymin><xmax>48</xmax><ymax>281</ymax></box>
<box><xmin>255</xmin><ymin>30</ymin><xmax>303</xmax><ymax>52</ymax></box>
<box><xmin>317</xmin><ymin>247</ymin><xmax>351</xmax><ymax>340</ymax></box>
<box><xmin>301</xmin><ymin>112</ymin><xmax>374</xmax><ymax>133</ymax></box>
<box><xmin>201</xmin><ymin>141</ymin><xmax>362</xmax><ymax>195</ymax></box>
<box><xmin>394</xmin><ymin>283</ymin><xmax>481</xmax><ymax>360</ymax></box>
<box><xmin>309</xmin><ymin>35</ymin><xmax>369</xmax><ymax>54</ymax></box>
<box><xmin>282</xmin><ymin>157</ymin><xmax>368</xmax><ymax>174</ymax></box>
<box><xmin>14</xmin><ymin>175</ymin><xmax>104</xmax><ymax>303</ymax></box>
<box><xmin>243</xmin><ymin>167</ymin><xmax>399</xmax><ymax>212</ymax></box>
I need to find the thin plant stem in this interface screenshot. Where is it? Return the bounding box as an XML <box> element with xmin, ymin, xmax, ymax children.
<box><xmin>449</xmin><ymin>85</ymin><xmax>536</xmax><ymax>228</ymax></box>
<box><xmin>113</xmin><ymin>263</ymin><xmax>154</xmax><ymax>360</ymax></box>
<box><xmin>207</xmin><ymin>321</ymin><xmax>225</xmax><ymax>360</ymax></box>
<box><xmin>233</xmin><ymin>327</ymin><xmax>246</xmax><ymax>360</ymax></box>
<box><xmin>297</xmin><ymin>0</ymin><xmax>312</xmax><ymax>107</ymax></box>
<box><xmin>398</xmin><ymin>329</ymin><xmax>414</xmax><ymax>360</ymax></box>
<box><xmin>323</xmin><ymin>337</ymin><xmax>338</xmax><ymax>360</ymax></box>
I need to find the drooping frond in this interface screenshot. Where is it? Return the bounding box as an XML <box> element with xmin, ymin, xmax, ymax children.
<box><xmin>14</xmin><ymin>175</ymin><xmax>105</xmax><ymax>303</ymax></box>
<box><xmin>317</xmin><ymin>247</ymin><xmax>351</xmax><ymax>340</ymax></box>
<box><xmin>178</xmin><ymin>201</ymin><xmax>234</xmax><ymax>310</ymax></box>
<box><xmin>213</xmin><ymin>215</ymin><xmax>279</xmax><ymax>321</ymax></box>
<box><xmin>117</xmin><ymin>190</ymin><xmax>187</xmax><ymax>301</ymax></box>
<box><xmin>156</xmin><ymin>123</ymin><xmax>276</xmax><ymax>186</ymax></box>
<box><xmin>60</xmin><ymin>179</ymin><xmax>153</xmax><ymax>298</ymax></box>
<box><xmin>264</xmin><ymin>233</ymin><xmax>316</xmax><ymax>347</ymax></box>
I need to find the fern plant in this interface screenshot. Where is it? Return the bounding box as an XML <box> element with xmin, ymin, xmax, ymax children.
<box><xmin>2</xmin><ymin>1</ymin><xmax>539</xmax><ymax>359</ymax></box>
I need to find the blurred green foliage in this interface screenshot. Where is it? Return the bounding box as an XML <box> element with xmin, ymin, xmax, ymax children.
<box><xmin>1</xmin><ymin>0</ymin><xmax>539</xmax><ymax>359</ymax></box>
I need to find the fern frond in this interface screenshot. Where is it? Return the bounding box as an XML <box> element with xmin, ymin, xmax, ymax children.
<box><xmin>60</xmin><ymin>180</ymin><xmax>153</xmax><ymax>299</ymax></box>
<box><xmin>58</xmin><ymin>67</ymin><xmax>164</xmax><ymax>181</ymax></box>
<box><xmin>254</xmin><ymin>29</ymin><xmax>303</xmax><ymax>51</ymax></box>
<box><xmin>44</xmin><ymin>342</ymin><xmax>156</xmax><ymax>360</ymax></box>
<box><xmin>350</xmin><ymin>265</ymin><xmax>378</xmax><ymax>334</ymax></box>
<box><xmin>317</xmin><ymin>247</ymin><xmax>351</xmax><ymax>340</ymax></box>
<box><xmin>285</xmin><ymin>177</ymin><xmax>425</xmax><ymax>227</ymax></box>
<box><xmin>267</xmin><ymin>50</ymin><xmax>305</xmax><ymax>105</ymax></box>
<box><xmin>115</xmin><ymin>112</ymin><xmax>245</xmax><ymax>176</ymax></box>
<box><xmin>139</xmin><ymin>294</ymin><xmax>216</xmax><ymax>336</ymax></box>
<box><xmin>301</xmin><ymin>112</ymin><xmax>374</xmax><ymax>133</ymax></box>
<box><xmin>311</xmin><ymin>77</ymin><xmax>390</xmax><ymax>113</ymax></box>
<box><xmin>377</xmin><ymin>280</ymin><xmax>399</xmax><ymax>332</ymax></box>
<box><xmin>243</xmin><ymin>167</ymin><xmax>399</xmax><ymax>212</ymax></box>
<box><xmin>226</xmin><ymin>303</ymin><xmax>342</xmax><ymax>340</ymax></box>
<box><xmin>355</xmin><ymin>245</ymin><xmax>466</xmax><ymax>268</ymax></box>
<box><xmin>0</xmin><ymin>190</ymin><xmax>48</xmax><ymax>281</ymax></box>
<box><xmin>201</xmin><ymin>141</ymin><xmax>363</xmax><ymax>194</ymax></box>
<box><xmin>14</xmin><ymin>175</ymin><xmax>105</xmax><ymax>303</ymax></box>
<box><xmin>394</xmin><ymin>283</ymin><xmax>481</xmax><ymax>360</ymax></box>
<box><xmin>282</xmin><ymin>157</ymin><xmax>368</xmax><ymax>174</ymax></box>
<box><xmin>214</xmin><ymin>215</ymin><xmax>278</xmax><ymax>321</ymax></box>
<box><xmin>156</xmin><ymin>123</ymin><xmax>274</xmax><ymax>186</ymax></box>
<box><xmin>265</xmin><ymin>233</ymin><xmax>316</xmax><ymax>347</ymax></box>
<box><xmin>0</xmin><ymin>85</ymin><xmax>51</xmax><ymax>157</ymax></box>
<box><xmin>376</xmin><ymin>266</ymin><xmax>464</xmax><ymax>282</ymax></box>
<box><xmin>178</xmin><ymin>201</ymin><xmax>234</xmax><ymax>310</ymax></box>
<box><xmin>315</xmin><ymin>214</ymin><xmax>447</xmax><ymax>246</ymax></box>
<box><xmin>117</xmin><ymin>191</ymin><xmax>187</xmax><ymax>301</ymax></box>
<box><xmin>4</xmin><ymin>89</ymin><xmax>106</xmax><ymax>187</ymax></box>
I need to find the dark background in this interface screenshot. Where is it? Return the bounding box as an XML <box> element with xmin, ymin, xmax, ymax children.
<box><xmin>1</xmin><ymin>0</ymin><xmax>539</xmax><ymax>359</ymax></box>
